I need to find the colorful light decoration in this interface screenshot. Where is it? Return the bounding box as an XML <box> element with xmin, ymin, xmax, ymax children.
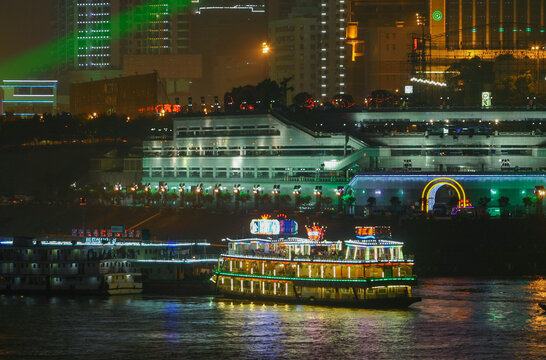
<box><xmin>306</xmin><ymin>224</ymin><xmax>326</xmax><ymax>241</ymax></box>
<box><xmin>216</xmin><ymin>271</ymin><xmax>416</xmax><ymax>283</ymax></box>
<box><xmin>355</xmin><ymin>226</ymin><xmax>375</xmax><ymax>239</ymax></box>
<box><xmin>421</xmin><ymin>177</ymin><xmax>468</xmax><ymax>213</ymax></box>
<box><xmin>138</xmin><ymin>104</ymin><xmax>182</xmax><ymax>114</ymax></box>
<box><xmin>250</xmin><ymin>216</ymin><xmax>298</xmax><ymax>236</ymax></box>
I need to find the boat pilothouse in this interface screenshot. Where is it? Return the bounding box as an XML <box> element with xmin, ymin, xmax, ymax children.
<box><xmin>213</xmin><ymin>217</ymin><xmax>421</xmax><ymax>308</ymax></box>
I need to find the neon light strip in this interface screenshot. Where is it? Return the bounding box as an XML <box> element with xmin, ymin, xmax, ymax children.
<box><xmin>0</xmin><ymin>85</ymin><xmax>56</xmax><ymax>88</ymax></box>
<box><xmin>221</xmin><ymin>255</ymin><xmax>413</xmax><ymax>265</ymax></box>
<box><xmin>0</xmin><ymin>241</ymin><xmax>13</xmax><ymax>245</ymax></box>
<box><xmin>35</xmin><ymin>240</ymin><xmax>210</xmax><ymax>247</ymax></box>
<box><xmin>13</xmin><ymin>95</ymin><xmax>54</xmax><ymax>97</ymax></box>
<box><xmin>11</xmin><ymin>113</ymin><xmax>39</xmax><ymax>116</ymax></box>
<box><xmin>3</xmin><ymin>80</ymin><xmax>58</xmax><ymax>83</ymax></box>
<box><xmin>135</xmin><ymin>259</ymin><xmax>218</xmax><ymax>264</ymax></box>
<box><xmin>421</xmin><ymin>177</ymin><xmax>467</xmax><ymax>212</ymax></box>
<box><xmin>216</xmin><ymin>271</ymin><xmax>416</xmax><ymax>283</ymax></box>
<box><xmin>2</xmin><ymin>100</ymin><xmax>54</xmax><ymax>103</ymax></box>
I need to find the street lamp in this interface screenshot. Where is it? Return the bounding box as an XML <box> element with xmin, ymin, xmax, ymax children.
<box><xmin>253</xmin><ymin>184</ymin><xmax>262</xmax><ymax>209</ymax></box>
<box><xmin>261</xmin><ymin>42</ymin><xmax>271</xmax><ymax>83</ymax></box>
<box><xmin>293</xmin><ymin>185</ymin><xmax>301</xmax><ymax>210</ymax></box>
<box><xmin>272</xmin><ymin>184</ymin><xmax>280</xmax><ymax>209</ymax></box>
<box><xmin>262</xmin><ymin>41</ymin><xmax>271</xmax><ymax>54</ymax></box>
<box><xmin>314</xmin><ymin>186</ymin><xmax>323</xmax><ymax>211</ymax></box>
<box><xmin>535</xmin><ymin>185</ymin><xmax>545</xmax><ymax>215</ymax></box>
<box><xmin>335</xmin><ymin>186</ymin><xmax>345</xmax><ymax>213</ymax></box>
<box><xmin>233</xmin><ymin>184</ymin><xmax>241</xmax><ymax>210</ymax></box>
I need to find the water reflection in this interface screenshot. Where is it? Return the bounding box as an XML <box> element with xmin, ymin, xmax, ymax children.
<box><xmin>0</xmin><ymin>278</ymin><xmax>544</xmax><ymax>359</ymax></box>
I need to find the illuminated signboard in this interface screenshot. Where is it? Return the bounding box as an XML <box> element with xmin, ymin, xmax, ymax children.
<box><xmin>250</xmin><ymin>219</ymin><xmax>298</xmax><ymax>235</ymax></box>
<box><xmin>306</xmin><ymin>224</ymin><xmax>326</xmax><ymax>241</ymax></box>
<box><xmin>432</xmin><ymin>10</ymin><xmax>443</xmax><ymax>21</ymax></box>
<box><xmin>138</xmin><ymin>104</ymin><xmax>182</xmax><ymax>114</ymax></box>
<box><xmin>250</xmin><ymin>219</ymin><xmax>281</xmax><ymax>235</ymax></box>
<box><xmin>355</xmin><ymin>226</ymin><xmax>375</xmax><ymax>239</ymax></box>
<box><xmin>279</xmin><ymin>219</ymin><xmax>298</xmax><ymax>235</ymax></box>
<box><xmin>72</xmin><ymin>228</ymin><xmax>141</xmax><ymax>239</ymax></box>
<box><xmin>355</xmin><ymin>226</ymin><xmax>391</xmax><ymax>240</ymax></box>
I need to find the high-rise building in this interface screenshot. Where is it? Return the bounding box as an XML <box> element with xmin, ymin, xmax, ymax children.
<box><xmin>268</xmin><ymin>2</ymin><xmax>320</xmax><ymax>99</ymax></box>
<box><xmin>430</xmin><ymin>0</ymin><xmax>546</xmax><ymax>50</ymax></box>
<box><xmin>57</xmin><ymin>0</ymin><xmax>196</xmax><ymax>72</ymax></box>
<box><xmin>57</xmin><ymin>0</ymin><xmax>122</xmax><ymax>71</ymax></box>
<box><xmin>319</xmin><ymin>0</ymin><xmax>350</xmax><ymax>99</ymax></box>
<box><xmin>57</xmin><ymin>1</ymin><xmax>267</xmax><ymax>111</ymax></box>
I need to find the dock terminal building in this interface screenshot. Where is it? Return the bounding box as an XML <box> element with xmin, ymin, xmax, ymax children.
<box><xmin>142</xmin><ymin>110</ymin><xmax>545</xmax><ymax>213</ymax></box>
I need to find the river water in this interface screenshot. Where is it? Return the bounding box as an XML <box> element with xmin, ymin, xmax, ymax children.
<box><xmin>1</xmin><ymin>278</ymin><xmax>545</xmax><ymax>359</ymax></box>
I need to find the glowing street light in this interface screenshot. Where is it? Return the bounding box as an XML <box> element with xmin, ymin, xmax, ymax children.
<box><xmin>262</xmin><ymin>42</ymin><xmax>271</xmax><ymax>54</ymax></box>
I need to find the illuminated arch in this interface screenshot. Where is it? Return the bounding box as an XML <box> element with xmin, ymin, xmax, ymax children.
<box><xmin>420</xmin><ymin>177</ymin><xmax>467</xmax><ymax>213</ymax></box>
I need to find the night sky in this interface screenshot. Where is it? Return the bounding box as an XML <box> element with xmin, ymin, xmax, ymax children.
<box><xmin>0</xmin><ymin>1</ymin><xmax>55</xmax><ymax>62</ymax></box>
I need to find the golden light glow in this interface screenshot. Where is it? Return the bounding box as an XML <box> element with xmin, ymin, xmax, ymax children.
<box><xmin>421</xmin><ymin>177</ymin><xmax>467</xmax><ymax>212</ymax></box>
<box><xmin>262</xmin><ymin>42</ymin><xmax>270</xmax><ymax>54</ymax></box>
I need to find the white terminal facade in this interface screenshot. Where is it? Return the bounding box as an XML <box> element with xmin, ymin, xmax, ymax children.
<box><xmin>142</xmin><ymin>111</ymin><xmax>546</xmax><ymax>198</ymax></box>
<box><xmin>143</xmin><ymin>113</ymin><xmax>364</xmax><ymax>195</ymax></box>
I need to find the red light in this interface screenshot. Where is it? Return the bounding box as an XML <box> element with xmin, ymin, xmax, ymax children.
<box><xmin>413</xmin><ymin>38</ymin><xmax>419</xmax><ymax>51</ymax></box>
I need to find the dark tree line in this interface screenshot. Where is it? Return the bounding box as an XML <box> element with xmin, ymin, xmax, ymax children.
<box><xmin>0</xmin><ymin>113</ymin><xmax>171</xmax><ymax>147</ymax></box>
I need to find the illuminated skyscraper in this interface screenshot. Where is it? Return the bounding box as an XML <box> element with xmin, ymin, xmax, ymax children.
<box><xmin>57</xmin><ymin>0</ymin><xmax>196</xmax><ymax>71</ymax></box>
<box><xmin>319</xmin><ymin>0</ymin><xmax>349</xmax><ymax>99</ymax></box>
<box><xmin>430</xmin><ymin>0</ymin><xmax>546</xmax><ymax>50</ymax></box>
<box><xmin>57</xmin><ymin>0</ymin><xmax>122</xmax><ymax>71</ymax></box>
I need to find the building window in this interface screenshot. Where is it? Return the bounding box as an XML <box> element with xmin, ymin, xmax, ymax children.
<box><xmin>176</xmin><ymin>168</ymin><xmax>187</xmax><ymax>177</ymax></box>
<box><xmin>202</xmin><ymin>168</ymin><xmax>213</xmax><ymax>178</ymax></box>
<box><xmin>243</xmin><ymin>168</ymin><xmax>255</xmax><ymax>178</ymax></box>
<box><xmin>216</xmin><ymin>168</ymin><xmax>227</xmax><ymax>178</ymax></box>
<box><xmin>189</xmin><ymin>168</ymin><xmax>200</xmax><ymax>177</ymax></box>
<box><xmin>230</xmin><ymin>168</ymin><xmax>241</xmax><ymax>178</ymax></box>
<box><xmin>257</xmin><ymin>168</ymin><xmax>269</xmax><ymax>179</ymax></box>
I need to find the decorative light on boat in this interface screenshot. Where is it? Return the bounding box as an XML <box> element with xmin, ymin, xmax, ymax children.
<box><xmin>305</xmin><ymin>223</ymin><xmax>326</xmax><ymax>241</ymax></box>
<box><xmin>216</xmin><ymin>271</ymin><xmax>416</xmax><ymax>283</ymax></box>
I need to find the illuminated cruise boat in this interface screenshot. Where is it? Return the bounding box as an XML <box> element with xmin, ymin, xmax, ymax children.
<box><xmin>213</xmin><ymin>217</ymin><xmax>420</xmax><ymax>308</ymax></box>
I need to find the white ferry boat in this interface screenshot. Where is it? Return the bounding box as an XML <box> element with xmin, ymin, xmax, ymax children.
<box><xmin>213</xmin><ymin>217</ymin><xmax>420</xmax><ymax>308</ymax></box>
<box><xmin>0</xmin><ymin>233</ymin><xmax>219</xmax><ymax>295</ymax></box>
<box><xmin>0</xmin><ymin>238</ymin><xmax>142</xmax><ymax>295</ymax></box>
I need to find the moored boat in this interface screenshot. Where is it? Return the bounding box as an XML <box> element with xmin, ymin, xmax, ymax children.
<box><xmin>213</xmin><ymin>217</ymin><xmax>421</xmax><ymax>308</ymax></box>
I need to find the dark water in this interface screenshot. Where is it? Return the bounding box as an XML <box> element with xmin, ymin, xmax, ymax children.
<box><xmin>1</xmin><ymin>278</ymin><xmax>545</xmax><ymax>359</ymax></box>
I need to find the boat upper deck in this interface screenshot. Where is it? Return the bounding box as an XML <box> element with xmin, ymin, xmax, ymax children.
<box><xmin>223</xmin><ymin>236</ymin><xmax>410</xmax><ymax>264</ymax></box>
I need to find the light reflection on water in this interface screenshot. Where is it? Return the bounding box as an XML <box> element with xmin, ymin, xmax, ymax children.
<box><xmin>0</xmin><ymin>278</ymin><xmax>544</xmax><ymax>359</ymax></box>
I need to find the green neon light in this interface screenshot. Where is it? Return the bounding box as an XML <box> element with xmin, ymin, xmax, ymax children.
<box><xmin>0</xmin><ymin>1</ymin><xmax>191</xmax><ymax>79</ymax></box>
<box><xmin>215</xmin><ymin>271</ymin><xmax>416</xmax><ymax>283</ymax></box>
<box><xmin>499</xmin><ymin>28</ymin><xmax>504</xmax><ymax>32</ymax></box>
<box><xmin>432</xmin><ymin>11</ymin><xmax>443</xmax><ymax>21</ymax></box>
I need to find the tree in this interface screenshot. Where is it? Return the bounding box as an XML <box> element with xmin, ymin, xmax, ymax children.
<box><xmin>389</xmin><ymin>196</ymin><xmax>402</xmax><ymax>212</ymax></box>
<box><xmin>292</xmin><ymin>92</ymin><xmax>314</xmax><ymax>109</ymax></box>
<box><xmin>343</xmin><ymin>193</ymin><xmax>356</xmax><ymax>214</ymax></box>
<box><xmin>478</xmin><ymin>197</ymin><xmax>491</xmax><ymax>209</ymax></box>
<box><xmin>522</xmin><ymin>196</ymin><xmax>534</xmax><ymax>215</ymax></box>
<box><xmin>239</xmin><ymin>193</ymin><xmax>251</xmax><ymax>210</ymax></box>
<box><xmin>498</xmin><ymin>196</ymin><xmax>510</xmax><ymax>217</ymax></box>
<box><xmin>367</xmin><ymin>197</ymin><xmax>376</xmax><ymax>210</ymax></box>
<box><xmin>279</xmin><ymin>77</ymin><xmax>294</xmax><ymax>106</ymax></box>
<box><xmin>331</xmin><ymin>94</ymin><xmax>355</xmax><ymax>108</ymax></box>
<box><xmin>494</xmin><ymin>72</ymin><xmax>535</xmax><ymax>106</ymax></box>
<box><xmin>279</xmin><ymin>194</ymin><xmax>292</xmax><ymax>211</ymax></box>
<box><xmin>445</xmin><ymin>57</ymin><xmax>494</xmax><ymax>106</ymax></box>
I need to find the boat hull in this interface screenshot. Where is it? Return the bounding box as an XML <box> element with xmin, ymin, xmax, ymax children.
<box><xmin>215</xmin><ymin>292</ymin><xmax>421</xmax><ymax>309</ymax></box>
